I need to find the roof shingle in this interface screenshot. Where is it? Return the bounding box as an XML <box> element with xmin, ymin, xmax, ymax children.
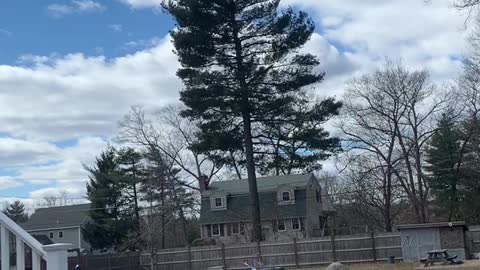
<box><xmin>22</xmin><ymin>204</ymin><xmax>91</xmax><ymax>231</ymax></box>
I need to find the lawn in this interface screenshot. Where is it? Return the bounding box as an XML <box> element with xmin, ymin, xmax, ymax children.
<box><xmin>297</xmin><ymin>263</ymin><xmax>416</xmax><ymax>270</ymax></box>
<box><xmin>296</xmin><ymin>260</ymin><xmax>480</xmax><ymax>270</ymax></box>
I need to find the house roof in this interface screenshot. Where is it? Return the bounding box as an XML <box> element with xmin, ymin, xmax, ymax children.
<box><xmin>396</xmin><ymin>221</ymin><xmax>467</xmax><ymax>230</ymax></box>
<box><xmin>206</xmin><ymin>174</ymin><xmax>314</xmax><ymax>195</ymax></box>
<box><xmin>200</xmin><ymin>174</ymin><xmax>335</xmax><ymax>224</ymax></box>
<box><xmin>22</xmin><ymin>204</ymin><xmax>91</xmax><ymax>231</ymax></box>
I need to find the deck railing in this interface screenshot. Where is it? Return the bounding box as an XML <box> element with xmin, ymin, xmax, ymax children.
<box><xmin>0</xmin><ymin>211</ymin><xmax>70</xmax><ymax>270</ymax></box>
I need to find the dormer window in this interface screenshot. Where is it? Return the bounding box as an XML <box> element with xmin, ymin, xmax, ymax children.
<box><xmin>215</xmin><ymin>197</ymin><xmax>223</xmax><ymax>207</ymax></box>
<box><xmin>277</xmin><ymin>188</ymin><xmax>294</xmax><ymax>205</ymax></box>
<box><xmin>210</xmin><ymin>194</ymin><xmax>227</xmax><ymax>210</ymax></box>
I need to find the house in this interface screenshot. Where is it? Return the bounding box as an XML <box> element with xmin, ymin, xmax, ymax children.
<box><xmin>21</xmin><ymin>204</ymin><xmax>91</xmax><ymax>255</ymax></box>
<box><xmin>199</xmin><ymin>174</ymin><xmax>335</xmax><ymax>243</ymax></box>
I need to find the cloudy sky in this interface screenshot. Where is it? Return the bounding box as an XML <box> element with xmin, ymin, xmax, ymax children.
<box><xmin>0</xmin><ymin>0</ymin><xmax>471</xmax><ymax>207</ymax></box>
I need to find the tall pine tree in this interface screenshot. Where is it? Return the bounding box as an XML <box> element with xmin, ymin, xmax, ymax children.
<box><xmin>164</xmin><ymin>0</ymin><xmax>332</xmax><ymax>241</ymax></box>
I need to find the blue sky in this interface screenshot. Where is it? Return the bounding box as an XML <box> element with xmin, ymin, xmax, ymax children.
<box><xmin>0</xmin><ymin>1</ymin><xmax>173</xmax><ymax>64</ymax></box>
<box><xmin>0</xmin><ymin>0</ymin><xmax>471</xmax><ymax>207</ymax></box>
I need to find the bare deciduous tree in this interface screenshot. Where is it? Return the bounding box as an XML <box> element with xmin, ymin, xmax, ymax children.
<box><xmin>339</xmin><ymin>61</ymin><xmax>447</xmax><ymax>225</ymax></box>
<box><xmin>119</xmin><ymin>105</ymin><xmax>224</xmax><ymax>191</ymax></box>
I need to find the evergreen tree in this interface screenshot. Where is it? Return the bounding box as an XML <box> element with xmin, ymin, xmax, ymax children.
<box><xmin>83</xmin><ymin>148</ymin><xmax>132</xmax><ymax>250</ymax></box>
<box><xmin>3</xmin><ymin>201</ymin><xmax>28</xmax><ymax>223</ymax></box>
<box><xmin>116</xmin><ymin>147</ymin><xmax>143</xmax><ymax>233</ymax></box>
<box><xmin>425</xmin><ymin>113</ymin><xmax>463</xmax><ymax>221</ymax></box>
<box><xmin>164</xmin><ymin>0</ymin><xmax>335</xmax><ymax>241</ymax></box>
<box><xmin>458</xmin><ymin>116</ymin><xmax>480</xmax><ymax>222</ymax></box>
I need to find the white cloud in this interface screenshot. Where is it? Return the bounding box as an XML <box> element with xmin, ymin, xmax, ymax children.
<box><xmin>119</xmin><ymin>0</ymin><xmax>161</xmax><ymax>9</ymax></box>
<box><xmin>0</xmin><ymin>138</ymin><xmax>60</xmax><ymax>167</ymax></box>
<box><xmin>0</xmin><ymin>36</ymin><xmax>180</xmax><ymax>141</ymax></box>
<box><xmin>0</xmin><ymin>176</ymin><xmax>23</xmax><ymax>190</ymax></box>
<box><xmin>46</xmin><ymin>0</ymin><xmax>106</xmax><ymax>18</ymax></box>
<box><xmin>108</xmin><ymin>24</ymin><xmax>123</xmax><ymax>32</ymax></box>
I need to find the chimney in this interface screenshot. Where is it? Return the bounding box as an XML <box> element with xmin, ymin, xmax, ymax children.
<box><xmin>199</xmin><ymin>174</ymin><xmax>209</xmax><ymax>192</ymax></box>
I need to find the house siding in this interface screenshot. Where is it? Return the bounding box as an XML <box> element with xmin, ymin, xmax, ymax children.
<box><xmin>201</xmin><ymin>218</ymin><xmax>307</xmax><ymax>243</ymax></box>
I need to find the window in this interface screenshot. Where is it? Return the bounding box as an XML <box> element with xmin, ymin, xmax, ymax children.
<box><xmin>292</xmin><ymin>218</ymin><xmax>301</xmax><ymax>230</ymax></box>
<box><xmin>240</xmin><ymin>223</ymin><xmax>246</xmax><ymax>235</ymax></box>
<box><xmin>214</xmin><ymin>197</ymin><xmax>223</xmax><ymax>207</ymax></box>
<box><xmin>232</xmin><ymin>223</ymin><xmax>240</xmax><ymax>234</ymax></box>
<box><xmin>49</xmin><ymin>232</ymin><xmax>54</xmax><ymax>239</ymax></box>
<box><xmin>58</xmin><ymin>231</ymin><xmax>64</xmax><ymax>238</ymax></box>
<box><xmin>277</xmin><ymin>219</ymin><xmax>286</xmax><ymax>231</ymax></box>
<box><xmin>316</xmin><ymin>190</ymin><xmax>321</xmax><ymax>203</ymax></box>
<box><xmin>282</xmin><ymin>191</ymin><xmax>290</xmax><ymax>202</ymax></box>
<box><xmin>212</xmin><ymin>224</ymin><xmax>221</xmax><ymax>236</ymax></box>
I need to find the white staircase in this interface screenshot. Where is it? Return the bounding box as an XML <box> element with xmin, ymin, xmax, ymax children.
<box><xmin>0</xmin><ymin>211</ymin><xmax>70</xmax><ymax>270</ymax></box>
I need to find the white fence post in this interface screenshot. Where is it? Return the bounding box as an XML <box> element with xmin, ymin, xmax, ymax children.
<box><xmin>32</xmin><ymin>251</ymin><xmax>41</xmax><ymax>270</ymax></box>
<box><xmin>43</xmin><ymin>243</ymin><xmax>71</xmax><ymax>270</ymax></box>
<box><xmin>16</xmin><ymin>238</ymin><xmax>25</xmax><ymax>270</ymax></box>
<box><xmin>1</xmin><ymin>224</ymin><xmax>10</xmax><ymax>270</ymax></box>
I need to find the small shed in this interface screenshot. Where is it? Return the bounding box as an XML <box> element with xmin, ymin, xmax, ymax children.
<box><xmin>397</xmin><ymin>222</ymin><xmax>468</xmax><ymax>262</ymax></box>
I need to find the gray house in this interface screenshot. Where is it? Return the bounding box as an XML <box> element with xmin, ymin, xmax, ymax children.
<box><xmin>21</xmin><ymin>204</ymin><xmax>91</xmax><ymax>255</ymax></box>
<box><xmin>199</xmin><ymin>174</ymin><xmax>335</xmax><ymax>243</ymax></box>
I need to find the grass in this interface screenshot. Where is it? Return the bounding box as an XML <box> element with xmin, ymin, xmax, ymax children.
<box><xmin>296</xmin><ymin>263</ymin><xmax>416</xmax><ymax>270</ymax></box>
<box><xmin>294</xmin><ymin>260</ymin><xmax>480</xmax><ymax>270</ymax></box>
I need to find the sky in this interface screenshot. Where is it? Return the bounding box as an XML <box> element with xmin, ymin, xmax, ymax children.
<box><xmin>0</xmin><ymin>0</ymin><xmax>472</xmax><ymax>208</ymax></box>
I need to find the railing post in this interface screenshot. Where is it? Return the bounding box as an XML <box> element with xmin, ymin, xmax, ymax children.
<box><xmin>1</xmin><ymin>224</ymin><xmax>10</xmax><ymax>270</ymax></box>
<box><xmin>43</xmin><ymin>243</ymin><xmax>72</xmax><ymax>270</ymax></box>
<box><xmin>16</xmin><ymin>238</ymin><xmax>25</xmax><ymax>270</ymax></box>
<box><xmin>32</xmin><ymin>251</ymin><xmax>41</xmax><ymax>270</ymax></box>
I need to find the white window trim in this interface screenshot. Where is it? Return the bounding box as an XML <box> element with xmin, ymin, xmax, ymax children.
<box><xmin>278</xmin><ymin>189</ymin><xmax>295</xmax><ymax>205</ymax></box>
<box><xmin>277</xmin><ymin>219</ymin><xmax>287</xmax><ymax>232</ymax></box>
<box><xmin>292</xmin><ymin>218</ymin><xmax>301</xmax><ymax>231</ymax></box>
<box><xmin>212</xmin><ymin>224</ymin><xmax>221</xmax><ymax>236</ymax></box>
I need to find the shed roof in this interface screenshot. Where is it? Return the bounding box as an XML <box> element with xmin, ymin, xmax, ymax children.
<box><xmin>22</xmin><ymin>204</ymin><xmax>91</xmax><ymax>231</ymax></box>
<box><xmin>397</xmin><ymin>221</ymin><xmax>467</xmax><ymax>230</ymax></box>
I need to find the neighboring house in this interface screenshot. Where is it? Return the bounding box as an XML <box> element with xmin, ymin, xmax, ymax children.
<box><xmin>199</xmin><ymin>174</ymin><xmax>335</xmax><ymax>243</ymax></box>
<box><xmin>21</xmin><ymin>204</ymin><xmax>91</xmax><ymax>255</ymax></box>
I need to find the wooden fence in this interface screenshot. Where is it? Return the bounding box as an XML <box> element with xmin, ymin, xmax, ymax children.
<box><xmin>68</xmin><ymin>253</ymin><xmax>140</xmax><ymax>270</ymax></box>
<box><xmin>139</xmin><ymin>232</ymin><xmax>402</xmax><ymax>270</ymax></box>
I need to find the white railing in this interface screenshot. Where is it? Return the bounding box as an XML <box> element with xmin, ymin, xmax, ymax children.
<box><xmin>0</xmin><ymin>211</ymin><xmax>71</xmax><ymax>270</ymax></box>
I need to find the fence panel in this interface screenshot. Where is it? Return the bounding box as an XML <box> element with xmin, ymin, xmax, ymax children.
<box><xmin>72</xmin><ymin>231</ymin><xmax>406</xmax><ymax>270</ymax></box>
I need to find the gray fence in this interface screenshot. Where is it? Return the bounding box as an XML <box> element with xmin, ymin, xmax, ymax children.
<box><xmin>68</xmin><ymin>253</ymin><xmax>140</xmax><ymax>270</ymax></box>
<box><xmin>139</xmin><ymin>232</ymin><xmax>402</xmax><ymax>270</ymax></box>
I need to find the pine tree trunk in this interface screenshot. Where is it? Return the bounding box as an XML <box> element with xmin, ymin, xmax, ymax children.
<box><xmin>243</xmin><ymin>113</ymin><xmax>262</xmax><ymax>242</ymax></box>
<box><xmin>229</xmin><ymin>6</ymin><xmax>262</xmax><ymax>242</ymax></box>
